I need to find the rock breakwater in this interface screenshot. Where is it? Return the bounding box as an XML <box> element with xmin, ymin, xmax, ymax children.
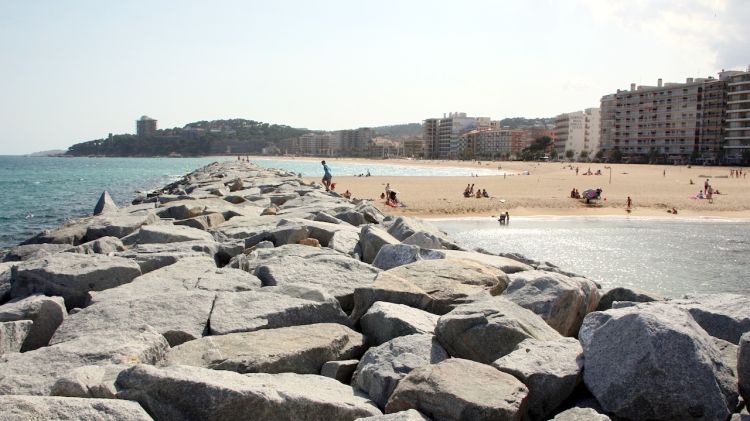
<box><xmin>0</xmin><ymin>160</ymin><xmax>748</xmax><ymax>420</ymax></box>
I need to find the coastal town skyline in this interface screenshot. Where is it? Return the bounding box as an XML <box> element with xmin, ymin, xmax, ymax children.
<box><xmin>2</xmin><ymin>0</ymin><xmax>749</xmax><ymax>155</ymax></box>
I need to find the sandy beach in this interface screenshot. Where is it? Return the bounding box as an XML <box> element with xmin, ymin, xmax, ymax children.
<box><xmin>294</xmin><ymin>157</ymin><xmax>750</xmax><ymax>219</ymax></box>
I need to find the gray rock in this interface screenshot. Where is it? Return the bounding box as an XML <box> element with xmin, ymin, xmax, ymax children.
<box><xmin>174</xmin><ymin>212</ymin><xmax>226</xmax><ymax>230</ymax></box>
<box><xmin>551</xmin><ymin>407</ymin><xmax>611</xmax><ymax>421</ymax></box>
<box><xmin>356</xmin><ymin>409</ymin><xmax>431</xmax><ymax>420</ymax></box>
<box><xmin>116</xmin><ymin>364</ymin><xmax>382</xmax><ymax>420</ymax></box>
<box><xmin>361</xmin><ymin>302</ymin><xmax>438</xmax><ymax>346</ymax></box>
<box><xmin>386</xmin><ymin>217</ymin><xmax>444</xmax><ymax>242</ymax></box>
<box><xmin>66</xmin><ymin>236</ymin><xmax>125</xmax><ymax>255</ymax></box>
<box><xmin>321</xmin><ymin>359</ymin><xmax>359</xmax><ymax>384</ymax></box>
<box><xmin>714</xmin><ymin>337</ymin><xmax>739</xmax><ymax>377</ymax></box>
<box><xmin>93</xmin><ymin>191</ymin><xmax>118</xmax><ymax>215</ymax></box>
<box><xmin>580</xmin><ymin>304</ymin><xmax>738</xmax><ymax>420</ymax></box>
<box><xmin>0</xmin><ymin>263</ymin><xmax>9</xmax><ymax>304</ymax></box>
<box><xmin>115</xmin><ymin>240</ymin><xmax>220</xmax><ymax>273</ymax></box>
<box><xmin>91</xmin><ymin>256</ymin><xmax>258</xmax><ymax>301</ymax></box>
<box><xmin>50</xmin><ymin>364</ymin><xmax>127</xmax><ymax>398</ymax></box>
<box><xmin>739</xmin><ymin>332</ymin><xmax>750</xmax><ymax>404</ymax></box>
<box><xmin>385</xmin><ymin>358</ymin><xmax>528</xmax><ymax>421</ymax></box>
<box><xmin>50</xmin><ymin>290</ymin><xmax>214</xmax><ymax>347</ymax></box>
<box><xmin>503</xmin><ymin>270</ymin><xmax>600</xmax><ymax>337</ymax></box>
<box><xmin>492</xmin><ymin>338</ymin><xmax>584</xmax><ymax>421</ymax></box>
<box><xmin>336</xmin><ymin>209</ymin><xmax>369</xmax><ymax>226</ymax></box>
<box><xmin>244</xmin><ymin>224</ymin><xmax>310</xmax><ymax>248</ymax></box>
<box><xmin>3</xmin><ymin>243</ymin><xmax>71</xmax><ymax>262</ymax></box>
<box><xmin>84</xmin><ymin>212</ymin><xmax>159</xmax><ymax>241</ymax></box>
<box><xmin>166</xmin><ymin>323</ymin><xmax>366</xmax><ymax>374</ymax></box>
<box><xmin>0</xmin><ymin>395</ymin><xmax>152</xmax><ymax>420</ymax></box>
<box><xmin>158</xmin><ymin>203</ymin><xmax>205</xmax><ymax>220</ymax></box>
<box><xmin>122</xmin><ymin>224</ymin><xmax>215</xmax><ymax>245</ymax></box>
<box><xmin>0</xmin><ymin>325</ymin><xmax>168</xmax><ymax>395</ymax></box>
<box><xmin>9</xmin><ymin>253</ymin><xmax>142</xmax><ymax>310</ymax></box>
<box><xmin>22</xmin><ymin>220</ymin><xmax>90</xmax><ymax>245</ymax></box>
<box><xmin>360</xmin><ymin>226</ymin><xmax>401</xmax><ymax>264</ymax></box>
<box><xmin>401</xmin><ymin>231</ymin><xmax>445</xmax><ymax>249</ymax></box>
<box><xmin>673</xmin><ymin>293</ymin><xmax>750</xmax><ymax>344</ymax></box>
<box><xmin>440</xmin><ymin>249</ymin><xmax>533</xmax><ymax>274</ymax></box>
<box><xmin>435</xmin><ymin>296</ymin><xmax>562</xmax><ymax>363</ymax></box>
<box><xmin>0</xmin><ymin>294</ymin><xmax>66</xmax><ymax>351</ymax></box>
<box><xmin>371</xmin><ymin>244</ymin><xmax>443</xmax><ymax>271</ymax></box>
<box><xmin>353</xmin><ymin>334</ymin><xmax>449</xmax><ymax>408</ymax></box>
<box><xmin>209</xmin><ymin>286</ymin><xmax>349</xmax><ymax>335</ymax></box>
<box><xmin>351</xmin><ymin>258</ymin><xmax>509</xmax><ymax>322</ymax></box>
<box><xmin>0</xmin><ymin>320</ymin><xmax>32</xmax><ymax>354</ymax></box>
<box><xmin>596</xmin><ymin>286</ymin><xmax>662</xmax><ymax>311</ymax></box>
<box><xmin>254</xmin><ymin>254</ymin><xmax>380</xmax><ymax>312</ymax></box>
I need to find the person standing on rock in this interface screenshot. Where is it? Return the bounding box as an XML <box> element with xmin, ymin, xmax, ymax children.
<box><xmin>321</xmin><ymin>160</ymin><xmax>332</xmax><ymax>192</ymax></box>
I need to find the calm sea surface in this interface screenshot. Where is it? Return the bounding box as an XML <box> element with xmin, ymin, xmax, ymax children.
<box><xmin>434</xmin><ymin>217</ymin><xmax>750</xmax><ymax>298</ymax></box>
<box><xmin>0</xmin><ymin>156</ymin><xmax>222</xmax><ymax>248</ymax></box>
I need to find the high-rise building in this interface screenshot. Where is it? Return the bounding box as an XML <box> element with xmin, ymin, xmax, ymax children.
<box><xmin>338</xmin><ymin>128</ymin><xmax>374</xmax><ymax>152</ymax></box>
<box><xmin>299</xmin><ymin>133</ymin><xmax>341</xmax><ymax>156</ymax></box>
<box><xmin>459</xmin><ymin>128</ymin><xmax>529</xmax><ymax>159</ymax></box>
<box><xmin>554</xmin><ymin>108</ymin><xmax>600</xmax><ymax>159</ymax></box>
<box><xmin>720</xmin><ymin>67</ymin><xmax>750</xmax><ymax>163</ymax></box>
<box><xmin>136</xmin><ymin>115</ymin><xmax>157</xmax><ymax>137</ymax></box>
<box><xmin>423</xmin><ymin>112</ymin><xmax>489</xmax><ymax>159</ymax></box>
<box><xmin>599</xmin><ymin>77</ymin><xmax>726</xmax><ymax>164</ymax></box>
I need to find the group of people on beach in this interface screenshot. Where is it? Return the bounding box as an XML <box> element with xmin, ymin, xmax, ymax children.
<box><xmin>463</xmin><ymin>184</ymin><xmax>489</xmax><ymax>198</ymax></box>
<box><xmin>569</xmin><ymin>188</ymin><xmax>581</xmax><ymax>199</ymax></box>
<box><xmin>730</xmin><ymin>168</ymin><xmax>746</xmax><ymax>178</ymax></box>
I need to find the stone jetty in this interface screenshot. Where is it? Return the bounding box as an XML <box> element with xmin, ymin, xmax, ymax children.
<box><xmin>1</xmin><ymin>160</ymin><xmax>748</xmax><ymax>420</ymax></box>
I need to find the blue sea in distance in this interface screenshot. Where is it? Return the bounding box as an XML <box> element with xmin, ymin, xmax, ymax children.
<box><xmin>250</xmin><ymin>158</ymin><xmax>506</xmax><ymax>177</ymax></box>
<box><xmin>434</xmin><ymin>217</ymin><xmax>750</xmax><ymax>298</ymax></box>
<box><xmin>0</xmin><ymin>156</ymin><xmax>222</xmax><ymax>249</ymax></box>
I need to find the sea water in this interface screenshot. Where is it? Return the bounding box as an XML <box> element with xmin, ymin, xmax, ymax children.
<box><xmin>0</xmin><ymin>156</ymin><xmax>221</xmax><ymax>248</ymax></box>
<box><xmin>250</xmin><ymin>158</ymin><xmax>506</xmax><ymax>177</ymax></box>
<box><xmin>434</xmin><ymin>217</ymin><xmax>750</xmax><ymax>297</ymax></box>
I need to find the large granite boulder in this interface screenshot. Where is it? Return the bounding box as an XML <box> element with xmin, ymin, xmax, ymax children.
<box><xmin>0</xmin><ymin>294</ymin><xmax>66</xmax><ymax>351</ymax></box>
<box><xmin>0</xmin><ymin>395</ymin><xmax>152</xmax><ymax>420</ymax></box>
<box><xmin>253</xmin><ymin>254</ymin><xmax>380</xmax><ymax>312</ymax></box>
<box><xmin>122</xmin><ymin>224</ymin><xmax>215</xmax><ymax>245</ymax></box>
<box><xmin>739</xmin><ymin>332</ymin><xmax>750</xmax><ymax>405</ymax></box>
<box><xmin>435</xmin><ymin>296</ymin><xmax>562</xmax><ymax>363</ymax></box>
<box><xmin>209</xmin><ymin>285</ymin><xmax>350</xmax><ymax>335</ymax></box>
<box><xmin>90</xmin><ymin>256</ymin><xmax>259</xmax><ymax>301</ymax></box>
<box><xmin>114</xmin><ymin>240</ymin><xmax>221</xmax><ymax>273</ymax></box>
<box><xmin>596</xmin><ymin>286</ymin><xmax>662</xmax><ymax>311</ymax></box>
<box><xmin>385</xmin><ymin>217</ymin><xmax>444</xmax><ymax>242</ymax></box>
<box><xmin>351</xmin><ymin>258</ymin><xmax>508</xmax><ymax>322</ymax></box>
<box><xmin>0</xmin><ymin>320</ymin><xmax>32</xmax><ymax>354</ymax></box>
<box><xmin>0</xmin><ymin>325</ymin><xmax>168</xmax><ymax>395</ymax></box>
<box><xmin>66</xmin><ymin>236</ymin><xmax>126</xmax><ymax>255</ymax></box>
<box><xmin>579</xmin><ymin>304</ymin><xmax>738</xmax><ymax>420</ymax></box>
<box><xmin>21</xmin><ymin>220</ymin><xmax>90</xmax><ymax>245</ymax></box>
<box><xmin>551</xmin><ymin>407</ymin><xmax>611</xmax><ymax>421</ymax></box>
<box><xmin>0</xmin><ymin>262</ymin><xmax>10</xmax><ymax>303</ymax></box>
<box><xmin>174</xmin><ymin>212</ymin><xmax>226</xmax><ymax>231</ymax></box>
<box><xmin>93</xmin><ymin>191</ymin><xmax>118</xmax><ymax>215</ymax></box>
<box><xmin>402</xmin><ymin>231</ymin><xmax>446</xmax><ymax>249</ymax></box>
<box><xmin>166</xmin><ymin>323</ymin><xmax>366</xmax><ymax>374</ymax></box>
<box><xmin>9</xmin><ymin>253</ymin><xmax>142</xmax><ymax>310</ymax></box>
<box><xmin>440</xmin><ymin>250</ymin><xmax>533</xmax><ymax>274</ymax></box>
<box><xmin>50</xmin><ymin>363</ymin><xmax>127</xmax><ymax>398</ymax></box>
<box><xmin>360</xmin><ymin>226</ymin><xmax>401</xmax><ymax>264</ymax></box>
<box><xmin>83</xmin><ymin>212</ymin><xmax>159</xmax><ymax>242</ymax></box>
<box><xmin>3</xmin><ymin>243</ymin><xmax>71</xmax><ymax>262</ymax></box>
<box><xmin>673</xmin><ymin>293</ymin><xmax>750</xmax><ymax>344</ymax></box>
<box><xmin>356</xmin><ymin>409</ymin><xmax>431</xmax><ymax>420</ymax></box>
<box><xmin>385</xmin><ymin>358</ymin><xmax>529</xmax><ymax>421</ymax></box>
<box><xmin>116</xmin><ymin>364</ymin><xmax>382</xmax><ymax>420</ymax></box>
<box><xmin>371</xmin><ymin>244</ymin><xmax>443</xmax><ymax>271</ymax></box>
<box><xmin>353</xmin><ymin>334</ymin><xmax>449</xmax><ymax>408</ymax></box>
<box><xmin>50</xmin><ymin>290</ymin><xmax>215</xmax><ymax>347</ymax></box>
<box><xmin>503</xmin><ymin>270</ymin><xmax>600</xmax><ymax>337</ymax></box>
<box><xmin>321</xmin><ymin>359</ymin><xmax>359</xmax><ymax>384</ymax></box>
<box><xmin>361</xmin><ymin>302</ymin><xmax>438</xmax><ymax>346</ymax></box>
<box><xmin>492</xmin><ymin>338</ymin><xmax>584</xmax><ymax>421</ymax></box>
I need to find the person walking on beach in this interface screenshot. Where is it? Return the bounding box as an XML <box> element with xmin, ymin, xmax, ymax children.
<box><xmin>321</xmin><ymin>160</ymin><xmax>332</xmax><ymax>192</ymax></box>
<box><xmin>704</xmin><ymin>179</ymin><xmax>709</xmax><ymax>194</ymax></box>
<box><xmin>626</xmin><ymin>196</ymin><xmax>632</xmax><ymax>209</ymax></box>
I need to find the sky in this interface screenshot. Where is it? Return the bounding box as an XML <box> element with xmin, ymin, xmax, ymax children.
<box><xmin>1</xmin><ymin>0</ymin><xmax>748</xmax><ymax>154</ymax></box>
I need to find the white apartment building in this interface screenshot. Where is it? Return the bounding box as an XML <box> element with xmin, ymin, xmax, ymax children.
<box><xmin>720</xmin><ymin>67</ymin><xmax>750</xmax><ymax>163</ymax></box>
<box><xmin>554</xmin><ymin>108</ymin><xmax>600</xmax><ymax>158</ymax></box>
<box><xmin>423</xmin><ymin>112</ymin><xmax>490</xmax><ymax>159</ymax></box>
<box><xmin>299</xmin><ymin>133</ymin><xmax>341</xmax><ymax>156</ymax></box>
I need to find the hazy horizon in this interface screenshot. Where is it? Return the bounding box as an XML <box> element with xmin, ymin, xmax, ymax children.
<box><xmin>1</xmin><ymin>0</ymin><xmax>748</xmax><ymax>155</ymax></box>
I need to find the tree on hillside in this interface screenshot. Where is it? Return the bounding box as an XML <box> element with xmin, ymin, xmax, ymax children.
<box><xmin>565</xmin><ymin>150</ymin><xmax>574</xmax><ymax>159</ymax></box>
<box><xmin>520</xmin><ymin>136</ymin><xmax>553</xmax><ymax>161</ymax></box>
